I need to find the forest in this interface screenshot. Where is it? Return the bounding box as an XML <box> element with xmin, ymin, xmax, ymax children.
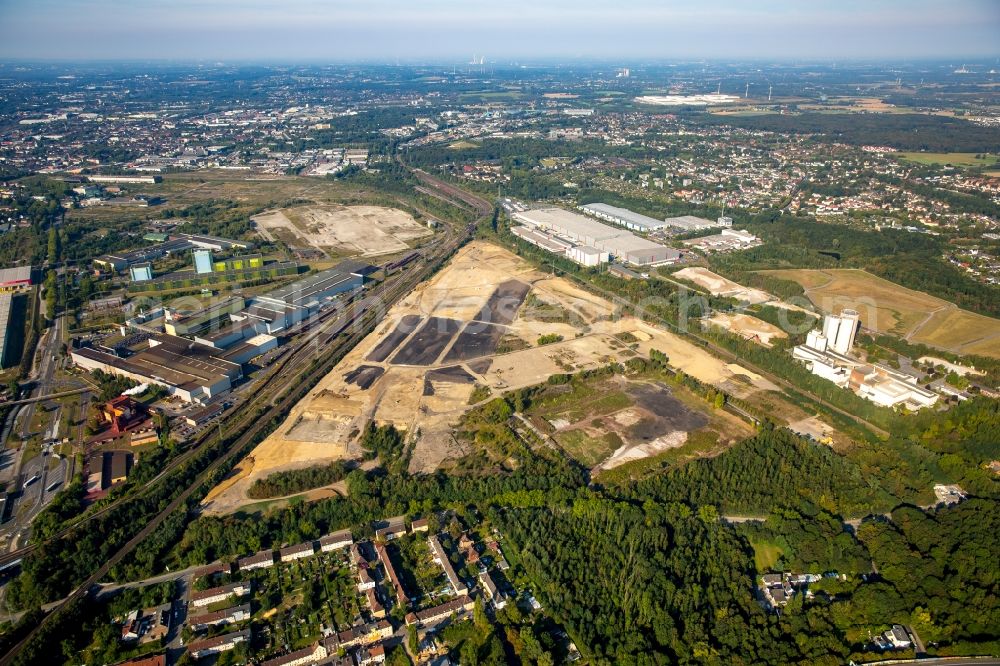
<box><xmin>246</xmin><ymin>460</ymin><xmax>352</xmax><ymax>500</ymax></box>
<box><xmin>695</xmin><ymin>112</ymin><xmax>1000</xmax><ymax>153</ymax></box>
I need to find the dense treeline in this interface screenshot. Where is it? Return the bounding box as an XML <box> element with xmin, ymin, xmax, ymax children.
<box><xmin>494</xmin><ymin>494</ymin><xmax>1000</xmax><ymax>664</ymax></box>
<box><xmin>91</xmin><ymin>369</ymin><xmax>139</xmax><ymax>401</ymax></box>
<box><xmin>171</xmin><ymin>454</ymin><xmax>586</xmax><ymax>568</ymax></box>
<box><xmin>696</xmin><ymin>112</ymin><xmax>1000</xmax><ymax>152</ymax></box>
<box><xmin>246</xmin><ymin>460</ymin><xmax>351</xmax><ymax>500</ymax></box>
<box><xmin>737</xmin><ymin>504</ymin><xmax>873</xmax><ymax>574</ymax></box>
<box><xmin>493</xmin><ymin>499</ymin><xmax>767</xmax><ymax>664</ymax></box>
<box><xmin>623</xmin><ymin>426</ymin><xmax>897</xmax><ymax>517</ymax></box>
<box><xmin>855</xmin><ymin>500</ymin><xmax>1000</xmax><ymax>655</ymax></box>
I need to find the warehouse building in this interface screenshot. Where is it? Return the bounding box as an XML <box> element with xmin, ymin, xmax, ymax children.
<box><xmin>245</xmin><ymin>260</ymin><xmax>372</xmax><ymax>332</ymax></box>
<box><xmin>164</xmin><ymin>296</ymin><xmax>246</xmax><ymax>337</ymax></box>
<box><xmin>0</xmin><ymin>293</ymin><xmax>14</xmax><ymax>369</ymax></box>
<box><xmin>170</xmin><ymin>232</ymin><xmax>254</xmax><ymax>252</ymax></box>
<box><xmin>662</xmin><ymin>215</ymin><xmax>721</xmax><ymax>232</ymax></box>
<box><xmin>579</xmin><ymin>202</ymin><xmax>668</xmax><ymax>232</ymax></box>
<box><xmin>193</xmin><ymin>249</ymin><xmax>214</xmax><ymax>274</ymax></box>
<box><xmin>71</xmin><ymin>335</ymin><xmax>242</xmax><ymax>403</ymax></box>
<box><xmin>512</xmin><ymin>207</ymin><xmax>678</xmax><ymax>266</ymax></box>
<box><xmin>129</xmin><ymin>263</ymin><xmax>153</xmax><ymax>282</ymax></box>
<box><xmin>95</xmin><ymin>233</ymin><xmax>252</xmax><ymax>272</ymax></box>
<box><xmin>0</xmin><ymin>266</ymin><xmax>33</xmax><ymax>292</ymax></box>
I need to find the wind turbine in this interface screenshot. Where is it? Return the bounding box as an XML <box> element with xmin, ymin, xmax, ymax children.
<box><xmin>768</xmin><ymin>84</ymin><xmax>773</xmax><ymax>102</ymax></box>
<box><xmin>745</xmin><ymin>82</ymin><xmax>749</xmax><ymax>98</ymax></box>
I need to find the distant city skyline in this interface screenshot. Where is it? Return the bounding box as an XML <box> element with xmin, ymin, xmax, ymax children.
<box><xmin>0</xmin><ymin>0</ymin><xmax>998</xmax><ymax>62</ymax></box>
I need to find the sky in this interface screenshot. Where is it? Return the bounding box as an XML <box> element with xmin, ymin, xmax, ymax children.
<box><xmin>0</xmin><ymin>0</ymin><xmax>998</xmax><ymax>62</ymax></box>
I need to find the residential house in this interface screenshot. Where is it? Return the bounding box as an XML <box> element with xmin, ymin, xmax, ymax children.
<box><xmin>355</xmin><ymin>644</ymin><xmax>386</xmax><ymax>666</ymax></box>
<box><xmin>190</xmin><ymin>582</ymin><xmax>250</xmax><ymax>609</ymax></box>
<box><xmin>187</xmin><ymin>604</ymin><xmax>251</xmax><ymax>632</ymax></box>
<box><xmin>478</xmin><ymin>570</ymin><xmax>507</xmax><ymax>610</ymax></box>
<box><xmin>187</xmin><ymin>629</ymin><xmax>250</xmax><ymax>659</ymax></box>
<box><xmin>366</xmin><ymin>587</ymin><xmax>385</xmax><ymax>619</ymax></box>
<box><xmin>409</xmin><ymin>596</ymin><xmax>475</xmax><ymax>627</ymax></box>
<box><xmin>261</xmin><ymin>642</ymin><xmax>328</xmax><ymax>666</ymax></box>
<box><xmin>237</xmin><ymin>549</ymin><xmax>275</xmax><ymax>571</ymax></box>
<box><xmin>280</xmin><ymin>542</ymin><xmax>315</xmax><ymax>563</ymax></box>
<box><xmin>886</xmin><ymin>625</ymin><xmax>912</xmax><ymax>649</ymax></box>
<box><xmin>357</xmin><ymin>567</ymin><xmax>376</xmax><ymax>592</ymax></box>
<box><xmin>320</xmin><ymin>529</ymin><xmax>353</xmax><ymax>552</ymax></box>
<box><xmin>428</xmin><ymin>535</ymin><xmax>467</xmax><ymax>596</ymax></box>
<box><xmin>374</xmin><ymin>515</ymin><xmax>407</xmax><ymax>541</ymax></box>
<box><xmin>376</xmin><ymin>543</ymin><xmax>409</xmax><ymax>608</ymax></box>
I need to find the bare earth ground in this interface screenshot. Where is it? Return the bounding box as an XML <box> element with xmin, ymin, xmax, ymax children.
<box><xmin>673</xmin><ymin>267</ymin><xmax>772</xmax><ymax>304</ymax></box>
<box><xmin>253</xmin><ymin>204</ymin><xmax>431</xmax><ymax>257</ymax></box>
<box><xmin>202</xmin><ymin>241</ymin><xmax>778</xmax><ymax>515</ymax></box>
<box><xmin>703</xmin><ymin>313</ymin><xmax>788</xmax><ymax>347</ymax></box>
<box><xmin>760</xmin><ymin>268</ymin><xmax>1000</xmax><ymax>359</ymax></box>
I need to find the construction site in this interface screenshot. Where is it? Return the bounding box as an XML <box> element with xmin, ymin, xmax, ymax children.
<box><xmin>202</xmin><ymin>242</ymin><xmax>777</xmax><ymax>514</ymax></box>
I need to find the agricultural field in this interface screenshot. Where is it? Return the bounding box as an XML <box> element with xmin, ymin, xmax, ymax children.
<box><xmin>202</xmin><ymin>242</ymin><xmax>776</xmax><ymax>514</ymax></box>
<box><xmin>761</xmin><ymin>268</ymin><xmax>1000</xmax><ymax>358</ymax></box>
<box><xmin>252</xmin><ymin>204</ymin><xmax>431</xmax><ymax>257</ymax></box>
<box><xmin>894</xmin><ymin>151</ymin><xmax>999</xmax><ymax>167</ymax></box>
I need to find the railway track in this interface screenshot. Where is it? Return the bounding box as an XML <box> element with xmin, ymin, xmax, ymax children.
<box><xmin>0</xmin><ymin>168</ymin><xmax>485</xmax><ymax>665</ymax></box>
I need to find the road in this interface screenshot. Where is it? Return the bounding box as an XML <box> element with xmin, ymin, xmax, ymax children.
<box><xmin>0</xmin><ymin>312</ymin><xmax>74</xmax><ymax>552</ymax></box>
<box><xmin>0</xmin><ymin>387</ymin><xmax>90</xmax><ymax>407</ymax></box>
<box><xmin>0</xmin><ymin>167</ymin><xmax>489</xmax><ymax>665</ymax></box>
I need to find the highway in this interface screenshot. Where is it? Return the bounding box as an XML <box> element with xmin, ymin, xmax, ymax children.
<box><xmin>0</xmin><ymin>167</ymin><xmax>491</xmax><ymax>665</ymax></box>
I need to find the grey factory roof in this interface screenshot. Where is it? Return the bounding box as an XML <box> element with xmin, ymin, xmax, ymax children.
<box><xmin>74</xmin><ymin>337</ymin><xmax>240</xmax><ymax>392</ymax></box>
<box><xmin>260</xmin><ymin>260</ymin><xmax>370</xmax><ymax>308</ymax></box>
<box><xmin>513</xmin><ymin>207</ymin><xmax>623</xmax><ymax>242</ymax></box>
<box><xmin>0</xmin><ymin>265</ymin><xmax>32</xmax><ymax>285</ymax></box>
<box><xmin>579</xmin><ymin>202</ymin><xmax>667</xmax><ymax>231</ymax></box>
<box><xmin>0</xmin><ymin>293</ymin><xmax>12</xmax><ymax>366</ymax></box>
<box><xmin>662</xmin><ymin>215</ymin><xmax>717</xmax><ymax>231</ymax></box>
<box><xmin>514</xmin><ymin>207</ymin><xmax>675</xmax><ymax>264</ymax></box>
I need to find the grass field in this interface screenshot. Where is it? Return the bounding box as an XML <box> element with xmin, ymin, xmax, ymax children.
<box><xmin>761</xmin><ymin>268</ymin><xmax>1000</xmax><ymax>358</ymax></box>
<box><xmin>448</xmin><ymin>140</ymin><xmax>480</xmax><ymax>149</ymax></box>
<box><xmin>555</xmin><ymin>429</ymin><xmax>624</xmax><ymax>468</ymax></box>
<box><xmin>895</xmin><ymin>152</ymin><xmax>998</xmax><ymax>167</ymax></box>
<box><xmin>750</xmin><ymin>539</ymin><xmax>784</xmax><ymax>571</ymax></box>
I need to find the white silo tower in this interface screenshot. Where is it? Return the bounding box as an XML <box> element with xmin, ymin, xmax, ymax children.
<box><xmin>822</xmin><ymin>314</ymin><xmax>840</xmax><ymax>343</ymax></box>
<box><xmin>832</xmin><ymin>309</ymin><xmax>860</xmax><ymax>355</ymax></box>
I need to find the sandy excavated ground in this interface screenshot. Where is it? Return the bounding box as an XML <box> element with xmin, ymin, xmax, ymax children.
<box><xmin>253</xmin><ymin>205</ymin><xmax>431</xmax><ymax>257</ymax></box>
<box><xmin>674</xmin><ymin>267</ymin><xmax>771</xmax><ymax>304</ymax></box>
<box><xmin>202</xmin><ymin>242</ymin><xmax>774</xmax><ymax>515</ymax></box>
<box><xmin>704</xmin><ymin>312</ymin><xmax>789</xmax><ymax>347</ymax></box>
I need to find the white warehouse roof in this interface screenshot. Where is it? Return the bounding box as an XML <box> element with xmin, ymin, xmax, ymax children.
<box><xmin>579</xmin><ymin>203</ymin><xmax>667</xmax><ymax>231</ymax></box>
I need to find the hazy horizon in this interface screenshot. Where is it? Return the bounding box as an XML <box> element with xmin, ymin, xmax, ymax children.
<box><xmin>1</xmin><ymin>0</ymin><xmax>998</xmax><ymax>62</ymax></box>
